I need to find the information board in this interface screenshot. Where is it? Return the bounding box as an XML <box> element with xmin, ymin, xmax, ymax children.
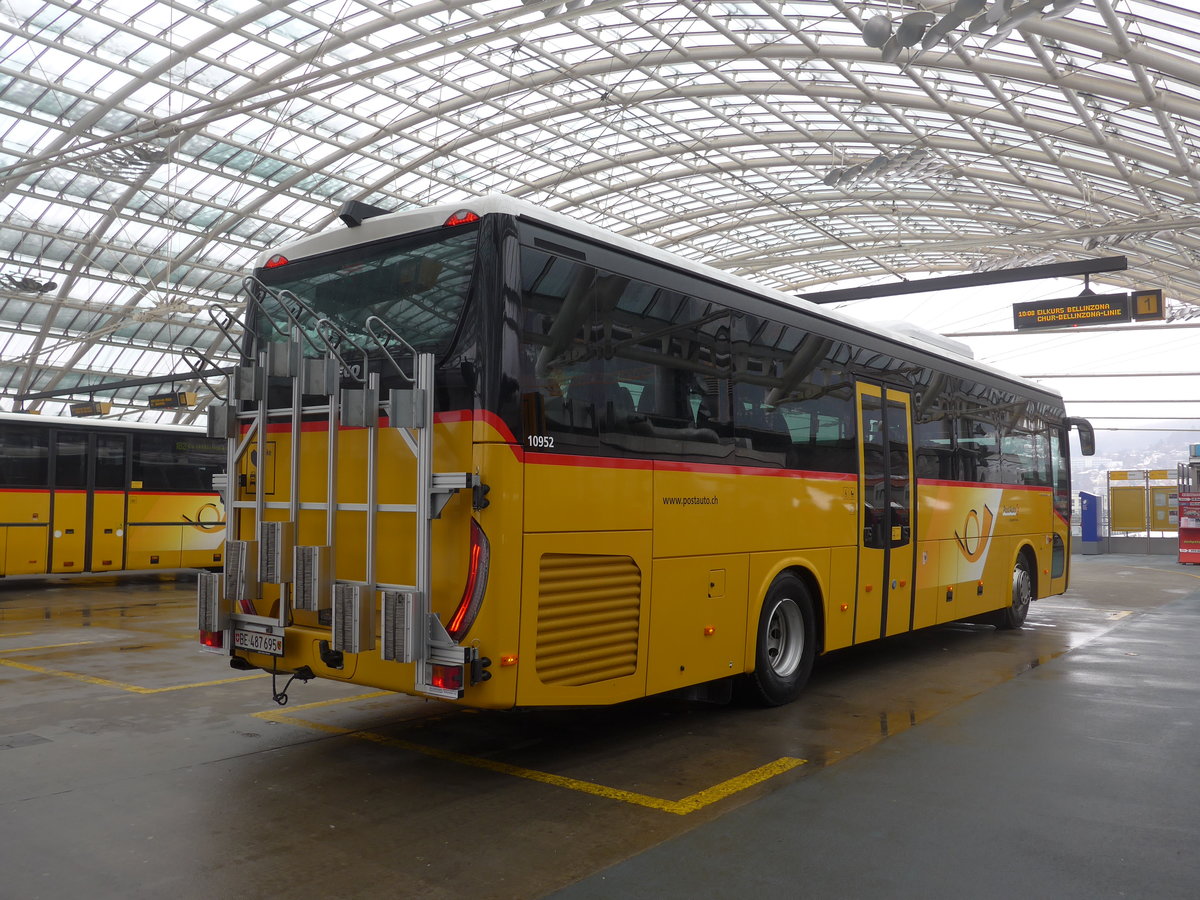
<box><xmin>1013</xmin><ymin>293</ymin><xmax>1130</xmax><ymax>329</ymax></box>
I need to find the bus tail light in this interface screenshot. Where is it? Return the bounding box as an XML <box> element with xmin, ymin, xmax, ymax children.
<box><xmin>430</xmin><ymin>663</ymin><xmax>464</xmax><ymax>692</ymax></box>
<box><xmin>447</xmin><ymin>518</ymin><xmax>490</xmax><ymax>641</ymax></box>
<box><xmin>264</xmin><ymin>254</ymin><xmax>289</xmax><ymax>268</ymax></box>
<box><xmin>443</xmin><ymin>209</ymin><xmax>479</xmax><ymax>227</ymax></box>
<box><xmin>200</xmin><ymin>630</ymin><xmax>224</xmax><ymax>649</ymax></box>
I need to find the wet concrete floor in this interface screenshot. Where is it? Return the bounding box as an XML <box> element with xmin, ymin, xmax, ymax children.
<box><xmin>1</xmin><ymin>554</ymin><xmax>1196</xmax><ymax>899</ymax></box>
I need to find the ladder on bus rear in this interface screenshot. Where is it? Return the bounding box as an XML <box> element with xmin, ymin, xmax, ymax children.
<box><xmin>196</xmin><ymin>278</ymin><xmax>478</xmax><ymax>700</ymax></box>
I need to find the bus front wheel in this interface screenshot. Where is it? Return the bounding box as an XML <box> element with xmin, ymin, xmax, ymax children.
<box><xmin>738</xmin><ymin>574</ymin><xmax>816</xmax><ymax>707</ymax></box>
<box><xmin>988</xmin><ymin>556</ymin><xmax>1033</xmax><ymax>630</ymax></box>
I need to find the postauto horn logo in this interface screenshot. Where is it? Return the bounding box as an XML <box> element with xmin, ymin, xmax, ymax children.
<box><xmin>954</xmin><ymin>504</ymin><xmax>994</xmax><ymax>563</ymax></box>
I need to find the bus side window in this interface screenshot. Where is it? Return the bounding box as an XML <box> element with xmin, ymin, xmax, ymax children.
<box><xmin>133</xmin><ymin>434</ymin><xmax>224</xmax><ymax>492</ymax></box>
<box><xmin>1001</xmin><ymin>419</ymin><xmax>1050</xmax><ymax>486</ymax></box>
<box><xmin>519</xmin><ymin>249</ymin><xmax>601</xmax><ymax>453</ymax></box>
<box><xmin>0</xmin><ymin>425</ymin><xmax>49</xmax><ymax>488</ymax></box>
<box><xmin>519</xmin><ymin>246</ymin><xmax>736</xmax><ymax>459</ymax></box>
<box><xmin>958</xmin><ymin>417</ymin><xmax>1000</xmax><ymax>484</ymax></box>
<box><xmin>914</xmin><ymin>417</ymin><xmax>953</xmax><ymax>480</ymax></box>
<box><xmin>733</xmin><ymin>315</ymin><xmax>856</xmax><ymax>473</ymax></box>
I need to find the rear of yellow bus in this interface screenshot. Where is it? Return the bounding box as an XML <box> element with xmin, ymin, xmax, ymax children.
<box><xmin>199</xmin><ymin>204</ymin><xmax>525</xmax><ymax>708</ymax></box>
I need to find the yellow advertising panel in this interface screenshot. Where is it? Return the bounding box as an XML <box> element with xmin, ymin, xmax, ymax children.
<box><xmin>1150</xmin><ymin>486</ymin><xmax>1178</xmax><ymax>532</ymax></box>
<box><xmin>1108</xmin><ymin>485</ymin><xmax>1147</xmax><ymax>532</ymax></box>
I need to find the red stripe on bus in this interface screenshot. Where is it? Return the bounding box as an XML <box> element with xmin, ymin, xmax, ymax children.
<box><xmin>260</xmin><ymin>410</ymin><xmax>483</xmax><ymax>434</ymax></box>
<box><xmin>524</xmin><ymin>453</ymin><xmax>652</xmax><ymax>471</ymax></box>
<box><xmin>473</xmin><ymin>409</ymin><xmax>519</xmax><ymax>444</ymax></box>
<box><xmin>918</xmin><ymin>478</ymin><xmax>1053</xmax><ymax>493</ymax></box>
<box><xmin>653</xmin><ymin>459</ymin><xmax>858</xmax><ymax>481</ymax></box>
<box><xmin>240</xmin><ymin>411</ymin><xmax>1060</xmax><ymax>491</ymax></box>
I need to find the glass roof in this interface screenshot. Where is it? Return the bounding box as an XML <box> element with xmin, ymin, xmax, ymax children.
<box><xmin>2</xmin><ymin>0</ymin><xmax>1200</xmax><ymax>421</ymax></box>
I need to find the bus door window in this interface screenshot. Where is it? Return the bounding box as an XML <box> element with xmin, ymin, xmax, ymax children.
<box><xmin>94</xmin><ymin>434</ymin><xmax>128</xmax><ymax>490</ymax></box>
<box><xmin>859</xmin><ymin>393</ymin><xmax>912</xmax><ymax>549</ymax></box>
<box><xmin>861</xmin><ymin>393</ymin><xmax>886</xmax><ymax>548</ymax></box>
<box><xmin>53</xmin><ymin>432</ymin><xmax>88</xmax><ymax>489</ymax></box>
<box><xmin>1050</xmin><ymin>425</ymin><xmax>1070</xmax><ymax>521</ymax></box>
<box><xmin>886</xmin><ymin>398</ymin><xmax>912</xmax><ymax>546</ymax></box>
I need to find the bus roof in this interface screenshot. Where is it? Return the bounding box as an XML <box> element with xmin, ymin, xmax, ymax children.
<box><xmin>256</xmin><ymin>195</ymin><xmax>1062</xmax><ymax>402</ymax></box>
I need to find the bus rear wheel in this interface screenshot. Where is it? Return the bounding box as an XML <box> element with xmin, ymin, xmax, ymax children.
<box><xmin>738</xmin><ymin>574</ymin><xmax>816</xmax><ymax>707</ymax></box>
<box><xmin>988</xmin><ymin>556</ymin><xmax>1033</xmax><ymax>630</ymax></box>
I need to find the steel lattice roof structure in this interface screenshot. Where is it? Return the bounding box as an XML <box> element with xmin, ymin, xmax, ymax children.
<box><xmin>2</xmin><ymin>0</ymin><xmax>1200</xmax><ymax>423</ymax></box>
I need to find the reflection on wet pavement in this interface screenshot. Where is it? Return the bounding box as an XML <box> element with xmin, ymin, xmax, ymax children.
<box><xmin>0</xmin><ymin>555</ymin><xmax>1195</xmax><ymax>899</ymax></box>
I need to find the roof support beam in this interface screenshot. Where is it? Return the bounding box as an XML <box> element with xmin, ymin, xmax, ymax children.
<box><xmin>800</xmin><ymin>256</ymin><xmax>1128</xmax><ymax>304</ymax></box>
<box><xmin>14</xmin><ymin>368</ymin><xmax>232</xmax><ymax>403</ymax></box>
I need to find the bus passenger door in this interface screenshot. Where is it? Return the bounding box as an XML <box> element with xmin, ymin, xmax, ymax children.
<box><xmin>855</xmin><ymin>384</ymin><xmax>916</xmax><ymax>642</ymax></box>
<box><xmin>50</xmin><ymin>431</ymin><xmax>129</xmax><ymax>573</ymax></box>
<box><xmin>90</xmin><ymin>433</ymin><xmax>129</xmax><ymax>571</ymax></box>
<box><xmin>50</xmin><ymin>432</ymin><xmax>88</xmax><ymax>573</ymax></box>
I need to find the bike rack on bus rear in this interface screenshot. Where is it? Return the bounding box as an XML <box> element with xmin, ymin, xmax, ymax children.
<box><xmin>196</xmin><ymin>278</ymin><xmax>476</xmax><ymax>700</ymax></box>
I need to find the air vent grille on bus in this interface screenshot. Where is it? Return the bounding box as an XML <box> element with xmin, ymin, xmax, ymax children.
<box><xmin>536</xmin><ymin>554</ymin><xmax>641</xmax><ymax>686</ymax></box>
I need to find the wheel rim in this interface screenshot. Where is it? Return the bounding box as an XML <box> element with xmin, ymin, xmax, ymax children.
<box><xmin>1011</xmin><ymin>564</ymin><xmax>1032</xmax><ymax>615</ymax></box>
<box><xmin>764</xmin><ymin>597</ymin><xmax>804</xmax><ymax>678</ymax></box>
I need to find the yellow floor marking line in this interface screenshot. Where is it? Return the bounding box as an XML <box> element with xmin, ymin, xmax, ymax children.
<box><xmin>1132</xmin><ymin>564</ymin><xmax>1200</xmax><ymax>582</ymax></box>
<box><xmin>266</xmin><ymin>691</ymin><xmax>394</xmax><ymax>711</ymax></box>
<box><xmin>1</xmin><ymin>641</ymin><xmax>95</xmax><ymax>652</ymax></box>
<box><xmin>255</xmin><ymin>706</ymin><xmax>805</xmax><ymax>815</ymax></box>
<box><xmin>0</xmin><ymin>656</ymin><xmax>265</xmax><ymax>693</ymax></box>
<box><xmin>1050</xmin><ymin>606</ymin><xmax>1134</xmax><ymax>616</ymax></box>
<box><xmin>0</xmin><ymin>631</ymin><xmax>35</xmax><ymax>638</ymax></box>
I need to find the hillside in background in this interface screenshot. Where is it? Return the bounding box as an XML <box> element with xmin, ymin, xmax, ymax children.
<box><xmin>1073</xmin><ymin>423</ymin><xmax>1200</xmax><ymax>500</ymax></box>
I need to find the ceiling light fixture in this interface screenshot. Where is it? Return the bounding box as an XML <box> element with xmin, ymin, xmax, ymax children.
<box><xmin>857</xmin><ymin>0</ymin><xmax>1087</xmax><ymax>61</ymax></box>
<box><xmin>824</xmin><ymin>148</ymin><xmax>942</xmax><ymax>186</ymax></box>
<box><xmin>1</xmin><ymin>272</ymin><xmax>57</xmax><ymax>293</ymax></box>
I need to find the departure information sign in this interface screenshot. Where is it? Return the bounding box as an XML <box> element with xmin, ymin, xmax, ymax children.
<box><xmin>1132</xmin><ymin>288</ymin><xmax>1165</xmax><ymax>321</ymax></box>
<box><xmin>1012</xmin><ymin>287</ymin><xmax>1165</xmax><ymax>330</ymax></box>
<box><xmin>1012</xmin><ymin>293</ymin><xmax>1130</xmax><ymax>329</ymax></box>
<box><xmin>148</xmin><ymin>390</ymin><xmax>197</xmax><ymax>409</ymax></box>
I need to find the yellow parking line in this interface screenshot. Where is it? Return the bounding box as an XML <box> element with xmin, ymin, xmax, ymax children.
<box><xmin>1131</xmin><ymin>565</ymin><xmax>1200</xmax><ymax>581</ymax></box>
<box><xmin>1047</xmin><ymin>607</ymin><xmax>1134</xmax><ymax>615</ymax></box>
<box><xmin>0</xmin><ymin>656</ymin><xmax>265</xmax><ymax>693</ymax></box>
<box><xmin>255</xmin><ymin>706</ymin><xmax>805</xmax><ymax>815</ymax></box>
<box><xmin>268</xmin><ymin>691</ymin><xmax>394</xmax><ymax>711</ymax></box>
<box><xmin>1</xmin><ymin>641</ymin><xmax>95</xmax><ymax>652</ymax></box>
<box><xmin>0</xmin><ymin>631</ymin><xmax>35</xmax><ymax>638</ymax></box>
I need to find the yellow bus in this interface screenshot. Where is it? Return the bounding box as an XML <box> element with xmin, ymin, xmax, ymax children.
<box><xmin>197</xmin><ymin>196</ymin><xmax>1094</xmax><ymax>708</ymax></box>
<box><xmin>0</xmin><ymin>412</ymin><xmax>226</xmax><ymax>576</ymax></box>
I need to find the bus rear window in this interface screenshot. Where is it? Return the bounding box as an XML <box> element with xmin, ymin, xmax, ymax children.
<box><xmin>253</xmin><ymin>224</ymin><xmax>478</xmax><ymax>356</ymax></box>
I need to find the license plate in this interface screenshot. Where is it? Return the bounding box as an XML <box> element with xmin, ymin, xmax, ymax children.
<box><xmin>233</xmin><ymin>628</ymin><xmax>284</xmax><ymax>656</ymax></box>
